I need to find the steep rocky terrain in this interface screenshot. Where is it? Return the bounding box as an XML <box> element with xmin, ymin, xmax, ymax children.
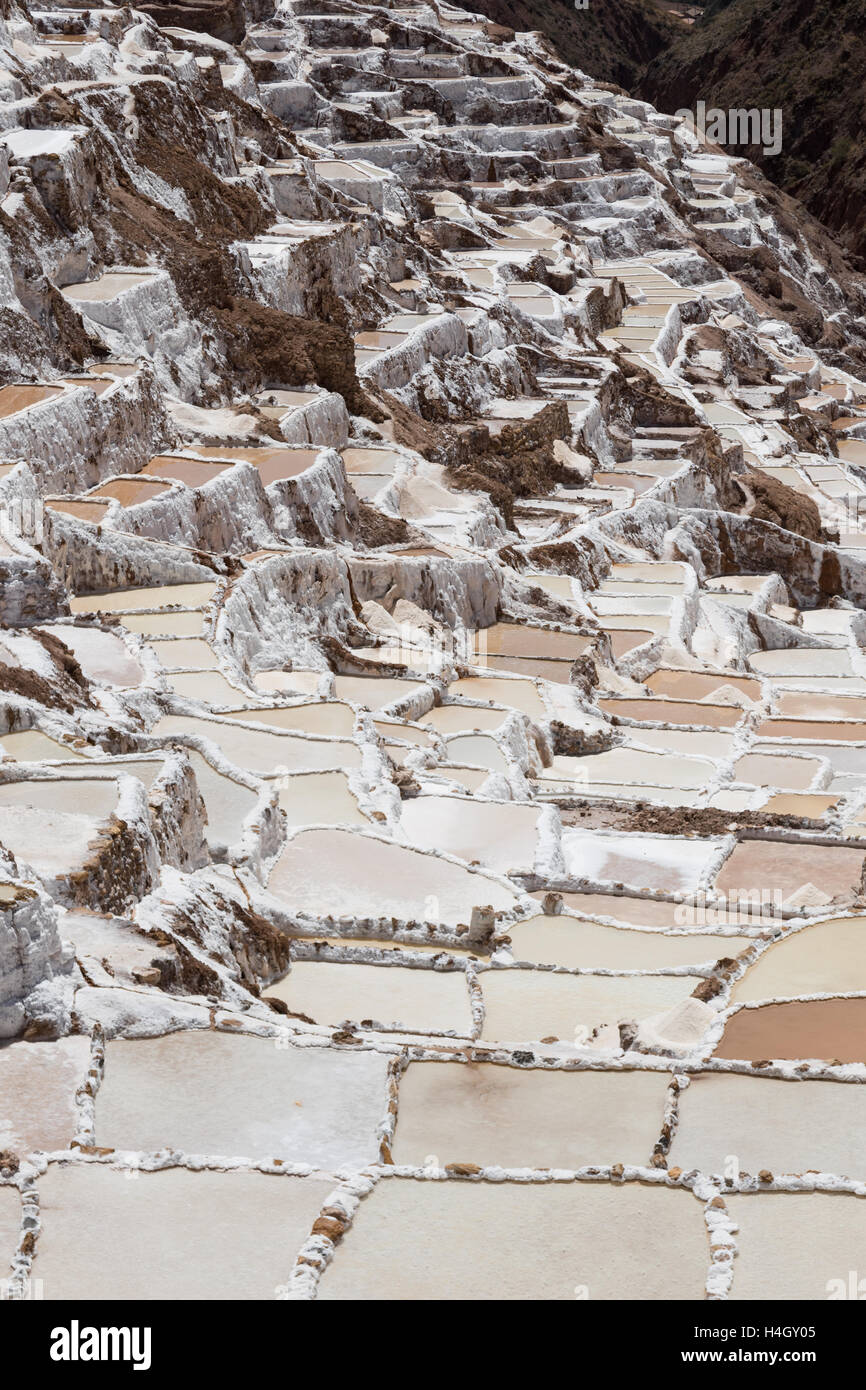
<box><xmin>456</xmin><ymin>0</ymin><xmax>681</xmax><ymax>89</ymax></box>
<box><xmin>472</xmin><ymin>0</ymin><xmax>866</xmax><ymax>269</ymax></box>
<box><xmin>1</xmin><ymin>0</ymin><xmax>866</xmax><ymax>1304</ymax></box>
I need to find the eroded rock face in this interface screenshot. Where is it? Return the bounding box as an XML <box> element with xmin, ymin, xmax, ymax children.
<box><xmin>2</xmin><ymin>0</ymin><xmax>866</xmax><ymax>1306</ymax></box>
<box><xmin>0</xmin><ymin>882</ymin><xmax>73</xmax><ymax>1038</ymax></box>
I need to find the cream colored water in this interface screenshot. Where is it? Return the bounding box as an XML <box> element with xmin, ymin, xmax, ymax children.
<box><xmin>220</xmin><ymin>703</ymin><xmax>356</xmax><ymax>736</ymax></box>
<box><xmin>727</xmin><ymin>1194</ymin><xmax>866</xmax><ymax>1300</ymax></box>
<box><xmin>40</xmin><ymin>626</ymin><xmax>144</xmax><ymax>687</ymax></box>
<box><xmin>36</xmin><ymin>1165</ymin><xmax>332</xmax><ymax>1300</ymax></box>
<box><xmin>269</xmin><ymin>827</ymin><xmax>515</xmax><ymax>924</ymax></box>
<box><xmin>154</xmin><ymin>714</ymin><xmax>360</xmax><ymax>775</ymax></box>
<box><xmin>393</xmin><ymin>1063</ymin><xmax>670</xmax><ymax>1168</ymax></box>
<box><xmin>266</xmin><ymin>961</ymin><xmax>472</xmax><ymax>1034</ymax></box>
<box><xmin>0</xmin><ymin>731</ymin><xmax>88</xmax><ymax>762</ymax></box>
<box><xmin>480</xmin><ymin>970</ymin><xmax>700</xmax><ymax>1043</ymax></box>
<box><xmin>95</xmin><ymin>1032</ymin><xmax>388</xmax><ymax>1168</ymax></box>
<box><xmin>71</xmin><ymin>582</ymin><xmax>215</xmax><ymax>613</ymax></box>
<box><xmin>670</xmin><ymin>1073</ymin><xmax>866</xmax><ymax>1180</ymax></box>
<box><xmin>318</xmin><ymin>1180</ymin><xmax>709</xmax><ymax>1300</ymax></box>
<box><xmin>508</xmin><ymin>915</ymin><xmax>750</xmax><ymax>969</ymax></box>
<box><xmin>277</xmin><ymin>771</ymin><xmax>366</xmax><ymax>826</ymax></box>
<box><xmin>399</xmin><ymin>795</ymin><xmax>540</xmax><ymax>872</ymax></box>
<box><xmin>186</xmin><ymin>751</ymin><xmax>258</xmax><ymax>848</ymax></box>
<box><xmin>732</xmin><ymin>916</ymin><xmax>866</xmax><ymax>1002</ymax></box>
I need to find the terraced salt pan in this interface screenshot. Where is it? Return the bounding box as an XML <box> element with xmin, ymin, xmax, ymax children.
<box><xmin>393</xmin><ymin>1063</ymin><xmax>670</xmax><ymax>1168</ymax></box>
<box><xmin>71</xmin><ymin>582</ymin><xmax>216</xmax><ymax>614</ymax></box>
<box><xmin>269</xmin><ymin>828</ymin><xmax>516</xmax><ymax>925</ymax></box>
<box><xmin>480</xmin><ymin>970</ymin><xmax>700</xmax><ymax>1043</ymax></box>
<box><xmin>749</xmin><ymin>649</ymin><xmax>853</xmax><ymax>678</ymax></box>
<box><xmin>318</xmin><ymin>1180</ymin><xmax>709</xmax><ymax>1301</ymax></box>
<box><xmin>333</xmin><ymin>676</ymin><xmax>426</xmax><ymax>708</ymax></box>
<box><xmin>670</xmin><ymin>1073</ymin><xmax>866</xmax><ymax>1179</ymax></box>
<box><xmin>731</xmin><ymin>916</ymin><xmax>866</xmax><ymax>1003</ymax></box>
<box><xmin>60</xmin><ymin>270</ymin><xmax>154</xmax><ymax>303</ymax></box>
<box><xmin>715</xmin><ymin>999</ymin><xmax>866</xmax><ymax>1062</ymax></box>
<box><xmin>277</xmin><ymin>771</ymin><xmax>366</xmax><ymax>827</ymax></box>
<box><xmin>430</xmin><ymin>766</ymin><xmax>492</xmax><ymax>793</ymax></box>
<box><xmin>88</xmin><ymin>476</ymin><xmax>173</xmax><ymax>506</ymax></box>
<box><xmin>108</xmin><ymin>614</ymin><xmax>207</xmax><ymax>639</ymax></box>
<box><xmin>547</xmin><ymin>747</ymin><xmax>713</xmax><ymax>789</ymax></box>
<box><xmin>447</xmin><ymin>676</ymin><xmax>547</xmax><ymax>720</ymax></box>
<box><xmin>761</xmin><ymin>792</ymin><xmax>838</xmax><ymax>817</ymax></box>
<box><xmin>38</xmin><ymin>628</ymin><xmax>143</xmax><ymax>686</ymax></box>
<box><xmin>266</xmin><ymin>961</ymin><xmax>472</xmax><ymax>1034</ymax></box>
<box><xmin>142</xmin><ymin>456</ymin><xmax>232</xmax><ymax>485</ymax></box>
<box><xmin>443</xmin><ymin>734</ymin><xmax>507</xmax><ymax>772</ymax></box>
<box><xmin>148</xmin><ymin>638</ymin><xmax>218</xmax><ymax>670</ymax></box>
<box><xmin>254</xmin><ymin>669</ymin><xmax>324</xmax><ymax>697</ymax></box>
<box><xmin>0</xmin><ymin>384</ymin><xmax>63</xmax><ymax>416</ymax></box>
<box><xmin>342</xmin><ymin>447</ymin><xmax>401</xmax><ymax>475</ymax></box>
<box><xmin>732</xmin><ymin>753</ymin><xmax>821</xmax><ymax>790</ymax></box>
<box><xmin>46</xmin><ymin>498</ymin><xmax>110</xmax><ymax>524</ymax></box>
<box><xmin>561</xmin><ymin>829</ymin><xmax>721</xmax><ymax>893</ymax></box>
<box><xmin>35</xmin><ymin>1165</ymin><xmax>332</xmax><ymax>1301</ymax></box>
<box><xmin>399</xmin><ymin>796</ymin><xmax>541</xmax><ymax>873</ymax></box>
<box><xmin>0</xmin><ymin>1036</ymin><xmax>90</xmax><ymax>1154</ymax></box>
<box><xmin>95</xmin><ymin>1032</ymin><xmax>387</xmax><ymax>1167</ymax></box>
<box><xmin>0</xmin><ymin>731</ymin><xmax>88</xmax><ymax>761</ymax></box>
<box><xmin>0</xmin><ymin>779</ymin><xmax>117</xmax><ymax>879</ymax></box>
<box><xmin>166</xmin><ymin>672</ymin><xmax>250</xmax><ymax>705</ymax></box>
<box><xmin>532</xmin><ymin>892</ymin><xmax>705</xmax><ymax>928</ymax></box>
<box><xmin>220</xmin><ymin>703</ymin><xmax>356</xmax><ymax>736</ymax></box>
<box><xmin>715</xmin><ymin>840</ymin><xmax>864</xmax><ymax>903</ymax></box>
<box><xmin>421</xmin><ymin>705</ymin><xmax>507</xmax><ymax>734</ymax></box>
<box><xmin>599</xmin><ymin>698</ymin><xmax>743</xmax><ymax>729</ymax></box>
<box><xmin>776</xmin><ymin>692</ymin><xmax>866</xmax><ymax>720</ymax></box>
<box><xmin>374</xmin><ymin>720</ymin><xmax>434</xmax><ymax>748</ymax></box>
<box><xmin>645</xmin><ymin>670</ymin><xmax>760</xmax><ymax>702</ymax></box>
<box><xmin>507</xmin><ymin>915</ymin><xmax>750</xmax><ymax>969</ymax></box>
<box><xmin>154</xmin><ymin>714</ymin><xmax>360</xmax><ymax>775</ymax></box>
<box><xmin>627</xmin><ymin>728</ymin><xmax>734</xmax><ymax>760</ymax></box>
<box><xmin>474</xmin><ymin>623</ymin><xmax>590</xmax><ymax>661</ymax></box>
<box><xmin>186</xmin><ymin>751</ymin><xmax>257</xmax><ymax>849</ymax></box>
<box><xmin>727</xmin><ymin>1193</ymin><xmax>866</xmax><ymax>1300</ymax></box>
<box><xmin>756</xmin><ymin>718</ymin><xmax>866</xmax><ymax>742</ymax></box>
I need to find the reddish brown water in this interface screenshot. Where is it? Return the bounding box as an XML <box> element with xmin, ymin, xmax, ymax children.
<box><xmin>143</xmin><ymin>456</ymin><xmax>233</xmax><ymax>485</ymax></box>
<box><xmin>715</xmin><ymin>839</ymin><xmax>865</xmax><ymax>901</ymax></box>
<box><xmin>0</xmin><ymin>385</ymin><xmax>63</xmax><ymax>417</ymax></box>
<box><xmin>603</xmin><ymin>628</ymin><xmax>656</xmax><ymax>659</ymax></box>
<box><xmin>90</xmin><ymin>477</ymin><xmax>172</xmax><ymax>506</ymax></box>
<box><xmin>646</xmin><ymin>669</ymin><xmax>761</xmax><ymax>701</ymax></box>
<box><xmin>476</xmin><ymin>623</ymin><xmax>591</xmax><ymax>659</ymax></box>
<box><xmin>776</xmin><ymin>693</ymin><xmax>866</xmax><ymax>720</ymax></box>
<box><xmin>62</xmin><ymin>377</ymin><xmax>114</xmax><ymax>396</ymax></box>
<box><xmin>598</xmin><ymin>699</ymin><xmax>742</xmax><ymax>729</ymax></box>
<box><xmin>248</xmin><ymin>449</ymin><xmax>318</xmax><ymax>484</ymax></box>
<box><xmin>756</xmin><ymin>719</ymin><xmax>866</xmax><ymax>742</ymax></box>
<box><xmin>715</xmin><ymin>998</ymin><xmax>866</xmax><ymax>1063</ymax></box>
<box><xmin>593</xmin><ymin>472</ymin><xmax>656</xmax><ymax>494</ymax></box>
<box><xmin>46</xmin><ymin>499</ymin><xmax>111</xmax><ymax>523</ymax></box>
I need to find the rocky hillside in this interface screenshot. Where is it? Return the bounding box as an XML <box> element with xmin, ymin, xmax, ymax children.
<box><xmin>640</xmin><ymin>0</ymin><xmax>866</xmax><ymax>267</ymax></box>
<box><xmin>465</xmin><ymin>0</ymin><xmax>681</xmax><ymax>89</ymax></box>
<box><xmin>473</xmin><ymin>0</ymin><xmax>866</xmax><ymax>268</ymax></box>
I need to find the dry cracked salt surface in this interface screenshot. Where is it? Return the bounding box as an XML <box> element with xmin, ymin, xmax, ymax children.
<box><xmin>2</xmin><ymin>0</ymin><xmax>866</xmax><ymax>1308</ymax></box>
